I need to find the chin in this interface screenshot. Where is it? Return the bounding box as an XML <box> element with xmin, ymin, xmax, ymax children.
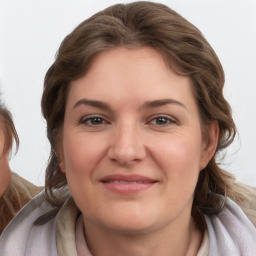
<box><xmin>99</xmin><ymin>206</ymin><xmax>158</xmax><ymax>235</ymax></box>
<box><xmin>106</xmin><ymin>219</ymin><xmax>156</xmax><ymax>236</ymax></box>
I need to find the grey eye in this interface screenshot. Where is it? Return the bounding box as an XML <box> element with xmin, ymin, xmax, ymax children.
<box><xmin>93</xmin><ymin>117</ymin><xmax>104</xmax><ymax>124</ymax></box>
<box><xmin>154</xmin><ymin>117</ymin><xmax>169</xmax><ymax>125</ymax></box>
<box><xmin>87</xmin><ymin>117</ymin><xmax>104</xmax><ymax>125</ymax></box>
<box><xmin>150</xmin><ymin>116</ymin><xmax>173</xmax><ymax>126</ymax></box>
<box><xmin>80</xmin><ymin>116</ymin><xmax>106</xmax><ymax>126</ymax></box>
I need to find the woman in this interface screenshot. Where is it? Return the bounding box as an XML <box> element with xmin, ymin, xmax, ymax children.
<box><xmin>0</xmin><ymin>102</ymin><xmax>42</xmax><ymax>234</ymax></box>
<box><xmin>0</xmin><ymin>1</ymin><xmax>255</xmax><ymax>255</ymax></box>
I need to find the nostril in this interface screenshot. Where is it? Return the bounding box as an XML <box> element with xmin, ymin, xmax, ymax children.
<box><xmin>106</xmin><ymin>129</ymin><xmax>147</xmax><ymax>164</ymax></box>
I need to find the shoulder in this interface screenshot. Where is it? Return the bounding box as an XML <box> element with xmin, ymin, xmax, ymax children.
<box><xmin>0</xmin><ymin>191</ymin><xmax>58</xmax><ymax>256</ymax></box>
<box><xmin>11</xmin><ymin>172</ymin><xmax>43</xmax><ymax>198</ymax></box>
<box><xmin>231</xmin><ymin>183</ymin><xmax>256</xmax><ymax>227</ymax></box>
<box><xmin>0</xmin><ymin>173</ymin><xmax>43</xmax><ymax>234</ymax></box>
<box><xmin>205</xmin><ymin>197</ymin><xmax>256</xmax><ymax>255</ymax></box>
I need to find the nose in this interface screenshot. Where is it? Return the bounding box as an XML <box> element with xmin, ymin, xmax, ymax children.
<box><xmin>107</xmin><ymin>122</ymin><xmax>146</xmax><ymax>165</ymax></box>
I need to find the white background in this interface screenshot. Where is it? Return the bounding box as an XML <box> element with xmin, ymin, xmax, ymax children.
<box><xmin>0</xmin><ymin>0</ymin><xmax>255</xmax><ymax>186</ymax></box>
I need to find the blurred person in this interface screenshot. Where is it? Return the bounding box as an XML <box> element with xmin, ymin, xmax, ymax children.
<box><xmin>0</xmin><ymin>101</ymin><xmax>43</xmax><ymax>234</ymax></box>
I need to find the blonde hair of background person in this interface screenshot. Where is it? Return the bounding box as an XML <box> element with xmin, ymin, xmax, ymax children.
<box><xmin>0</xmin><ymin>2</ymin><xmax>255</xmax><ymax>255</ymax></box>
<box><xmin>0</xmin><ymin>101</ymin><xmax>43</xmax><ymax>234</ymax></box>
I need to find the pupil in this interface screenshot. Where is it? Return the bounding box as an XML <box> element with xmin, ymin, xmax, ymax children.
<box><xmin>156</xmin><ymin>117</ymin><xmax>167</xmax><ymax>125</ymax></box>
<box><xmin>92</xmin><ymin>118</ymin><xmax>102</xmax><ymax>124</ymax></box>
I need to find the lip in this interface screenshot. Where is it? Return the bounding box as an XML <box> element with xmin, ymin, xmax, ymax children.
<box><xmin>100</xmin><ymin>174</ymin><xmax>158</xmax><ymax>194</ymax></box>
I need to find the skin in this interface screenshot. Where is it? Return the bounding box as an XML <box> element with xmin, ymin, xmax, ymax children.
<box><xmin>0</xmin><ymin>128</ymin><xmax>11</xmax><ymax>197</ymax></box>
<box><xmin>59</xmin><ymin>47</ymin><xmax>218</xmax><ymax>256</ymax></box>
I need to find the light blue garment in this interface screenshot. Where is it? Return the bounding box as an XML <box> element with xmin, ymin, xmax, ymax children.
<box><xmin>0</xmin><ymin>193</ymin><xmax>255</xmax><ymax>255</ymax></box>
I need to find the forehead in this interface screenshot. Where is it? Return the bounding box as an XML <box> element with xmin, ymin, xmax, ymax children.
<box><xmin>67</xmin><ymin>47</ymin><xmax>195</xmax><ymax>106</ymax></box>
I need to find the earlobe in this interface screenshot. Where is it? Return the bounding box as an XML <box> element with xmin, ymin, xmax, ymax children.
<box><xmin>58</xmin><ymin>160</ymin><xmax>66</xmax><ymax>173</ymax></box>
<box><xmin>55</xmin><ymin>134</ymin><xmax>66</xmax><ymax>173</ymax></box>
<box><xmin>200</xmin><ymin>121</ymin><xmax>219</xmax><ymax>170</ymax></box>
<box><xmin>56</xmin><ymin>146</ymin><xmax>66</xmax><ymax>174</ymax></box>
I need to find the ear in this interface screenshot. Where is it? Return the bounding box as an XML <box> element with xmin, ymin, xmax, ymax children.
<box><xmin>58</xmin><ymin>157</ymin><xmax>66</xmax><ymax>174</ymax></box>
<box><xmin>56</xmin><ymin>140</ymin><xmax>66</xmax><ymax>174</ymax></box>
<box><xmin>54</xmin><ymin>128</ymin><xmax>67</xmax><ymax>174</ymax></box>
<box><xmin>200</xmin><ymin>121</ymin><xmax>219</xmax><ymax>170</ymax></box>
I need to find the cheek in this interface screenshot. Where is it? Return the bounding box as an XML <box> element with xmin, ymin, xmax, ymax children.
<box><xmin>62</xmin><ymin>133</ymin><xmax>107</xmax><ymax>178</ymax></box>
<box><xmin>61</xmin><ymin>133</ymin><xmax>111</xmax><ymax>216</ymax></box>
<box><xmin>152</xmin><ymin>132</ymin><xmax>203</xmax><ymax>187</ymax></box>
<box><xmin>157</xmin><ymin>133</ymin><xmax>202</xmax><ymax>165</ymax></box>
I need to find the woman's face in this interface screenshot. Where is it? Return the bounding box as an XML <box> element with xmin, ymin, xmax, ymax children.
<box><xmin>0</xmin><ymin>126</ymin><xmax>11</xmax><ymax>197</ymax></box>
<box><xmin>59</xmin><ymin>47</ymin><xmax>218</xmax><ymax>236</ymax></box>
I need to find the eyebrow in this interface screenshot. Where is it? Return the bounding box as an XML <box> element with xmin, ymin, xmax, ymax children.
<box><xmin>142</xmin><ymin>99</ymin><xmax>186</xmax><ymax>110</ymax></box>
<box><xmin>73</xmin><ymin>99</ymin><xmax>112</xmax><ymax>111</ymax></box>
<box><xmin>73</xmin><ymin>98</ymin><xmax>186</xmax><ymax>111</ymax></box>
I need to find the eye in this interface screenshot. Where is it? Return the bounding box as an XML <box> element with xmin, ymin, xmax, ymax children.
<box><xmin>149</xmin><ymin>116</ymin><xmax>176</xmax><ymax>126</ymax></box>
<box><xmin>79</xmin><ymin>116</ymin><xmax>108</xmax><ymax>126</ymax></box>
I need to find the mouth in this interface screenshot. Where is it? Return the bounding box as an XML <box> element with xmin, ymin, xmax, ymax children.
<box><xmin>100</xmin><ymin>174</ymin><xmax>158</xmax><ymax>194</ymax></box>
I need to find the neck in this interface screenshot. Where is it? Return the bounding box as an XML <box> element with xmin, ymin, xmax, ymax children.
<box><xmin>83</xmin><ymin>215</ymin><xmax>203</xmax><ymax>256</ymax></box>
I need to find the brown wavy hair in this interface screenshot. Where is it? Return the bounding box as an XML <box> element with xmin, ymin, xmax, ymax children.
<box><xmin>42</xmin><ymin>1</ymin><xmax>239</xmax><ymax>216</ymax></box>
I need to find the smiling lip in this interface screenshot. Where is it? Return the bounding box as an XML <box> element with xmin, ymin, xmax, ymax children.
<box><xmin>100</xmin><ymin>174</ymin><xmax>158</xmax><ymax>194</ymax></box>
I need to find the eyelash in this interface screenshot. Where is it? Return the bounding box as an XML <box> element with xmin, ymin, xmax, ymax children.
<box><xmin>147</xmin><ymin>115</ymin><xmax>177</xmax><ymax>126</ymax></box>
<box><xmin>79</xmin><ymin>114</ymin><xmax>177</xmax><ymax>127</ymax></box>
<box><xmin>79</xmin><ymin>115</ymin><xmax>109</xmax><ymax>126</ymax></box>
